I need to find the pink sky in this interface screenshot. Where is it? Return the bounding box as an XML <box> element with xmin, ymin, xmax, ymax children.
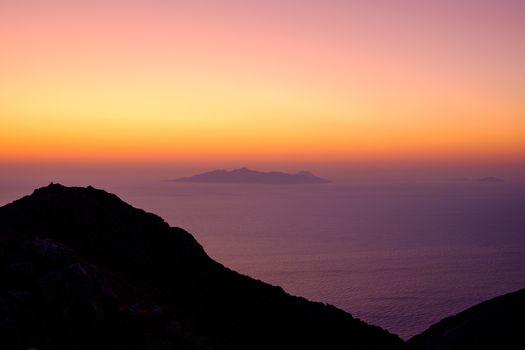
<box><xmin>0</xmin><ymin>0</ymin><xmax>524</xmax><ymax>177</ymax></box>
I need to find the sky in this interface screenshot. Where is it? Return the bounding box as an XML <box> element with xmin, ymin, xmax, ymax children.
<box><xmin>0</xmin><ymin>0</ymin><xmax>524</xmax><ymax>180</ymax></box>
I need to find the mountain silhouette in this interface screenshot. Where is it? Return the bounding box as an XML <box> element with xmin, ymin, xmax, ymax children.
<box><xmin>409</xmin><ymin>288</ymin><xmax>525</xmax><ymax>349</ymax></box>
<box><xmin>174</xmin><ymin>167</ymin><xmax>330</xmax><ymax>184</ymax></box>
<box><xmin>0</xmin><ymin>183</ymin><xmax>401</xmax><ymax>350</ymax></box>
<box><xmin>1</xmin><ymin>184</ymin><xmax>523</xmax><ymax>350</ymax></box>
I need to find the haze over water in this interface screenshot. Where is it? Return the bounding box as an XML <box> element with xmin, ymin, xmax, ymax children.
<box><xmin>2</xmin><ymin>176</ymin><xmax>524</xmax><ymax>339</ymax></box>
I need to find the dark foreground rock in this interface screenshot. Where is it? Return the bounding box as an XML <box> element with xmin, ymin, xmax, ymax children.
<box><xmin>408</xmin><ymin>288</ymin><xmax>525</xmax><ymax>350</ymax></box>
<box><xmin>0</xmin><ymin>184</ymin><xmax>402</xmax><ymax>350</ymax></box>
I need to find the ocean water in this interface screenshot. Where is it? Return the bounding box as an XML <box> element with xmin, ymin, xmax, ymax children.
<box><xmin>2</xmin><ymin>181</ymin><xmax>525</xmax><ymax>339</ymax></box>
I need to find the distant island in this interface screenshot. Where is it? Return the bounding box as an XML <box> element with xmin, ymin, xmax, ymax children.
<box><xmin>173</xmin><ymin>167</ymin><xmax>331</xmax><ymax>184</ymax></box>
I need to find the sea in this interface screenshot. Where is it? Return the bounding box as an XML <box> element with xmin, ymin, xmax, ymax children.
<box><xmin>1</xmin><ymin>180</ymin><xmax>525</xmax><ymax>339</ymax></box>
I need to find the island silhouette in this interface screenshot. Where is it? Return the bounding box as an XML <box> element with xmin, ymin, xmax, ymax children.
<box><xmin>173</xmin><ymin>167</ymin><xmax>330</xmax><ymax>184</ymax></box>
<box><xmin>0</xmin><ymin>184</ymin><xmax>522</xmax><ymax>349</ymax></box>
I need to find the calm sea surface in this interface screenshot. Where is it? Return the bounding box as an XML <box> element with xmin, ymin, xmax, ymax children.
<box><xmin>2</xmin><ymin>181</ymin><xmax>525</xmax><ymax>339</ymax></box>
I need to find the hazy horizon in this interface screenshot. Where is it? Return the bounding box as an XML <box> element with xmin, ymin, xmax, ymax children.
<box><xmin>1</xmin><ymin>160</ymin><xmax>524</xmax><ymax>193</ymax></box>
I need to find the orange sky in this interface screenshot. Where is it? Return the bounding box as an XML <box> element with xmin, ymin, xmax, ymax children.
<box><xmin>1</xmin><ymin>1</ymin><xmax>524</xmax><ymax>164</ymax></box>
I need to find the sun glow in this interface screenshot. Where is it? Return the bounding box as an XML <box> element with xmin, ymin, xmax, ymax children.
<box><xmin>1</xmin><ymin>1</ymin><xmax>524</xmax><ymax>164</ymax></box>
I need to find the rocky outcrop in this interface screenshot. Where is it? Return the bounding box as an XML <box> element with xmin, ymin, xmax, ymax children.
<box><xmin>408</xmin><ymin>289</ymin><xmax>525</xmax><ymax>350</ymax></box>
<box><xmin>0</xmin><ymin>183</ymin><xmax>402</xmax><ymax>349</ymax></box>
<box><xmin>3</xmin><ymin>183</ymin><xmax>522</xmax><ymax>350</ymax></box>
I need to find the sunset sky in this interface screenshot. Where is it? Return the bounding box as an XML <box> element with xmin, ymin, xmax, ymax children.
<box><xmin>1</xmin><ymin>0</ymin><xmax>524</xmax><ymax>168</ymax></box>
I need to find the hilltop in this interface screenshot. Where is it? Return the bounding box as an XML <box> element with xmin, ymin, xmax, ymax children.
<box><xmin>0</xmin><ymin>183</ymin><xmax>399</xmax><ymax>349</ymax></box>
<box><xmin>1</xmin><ymin>183</ymin><xmax>523</xmax><ymax>350</ymax></box>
